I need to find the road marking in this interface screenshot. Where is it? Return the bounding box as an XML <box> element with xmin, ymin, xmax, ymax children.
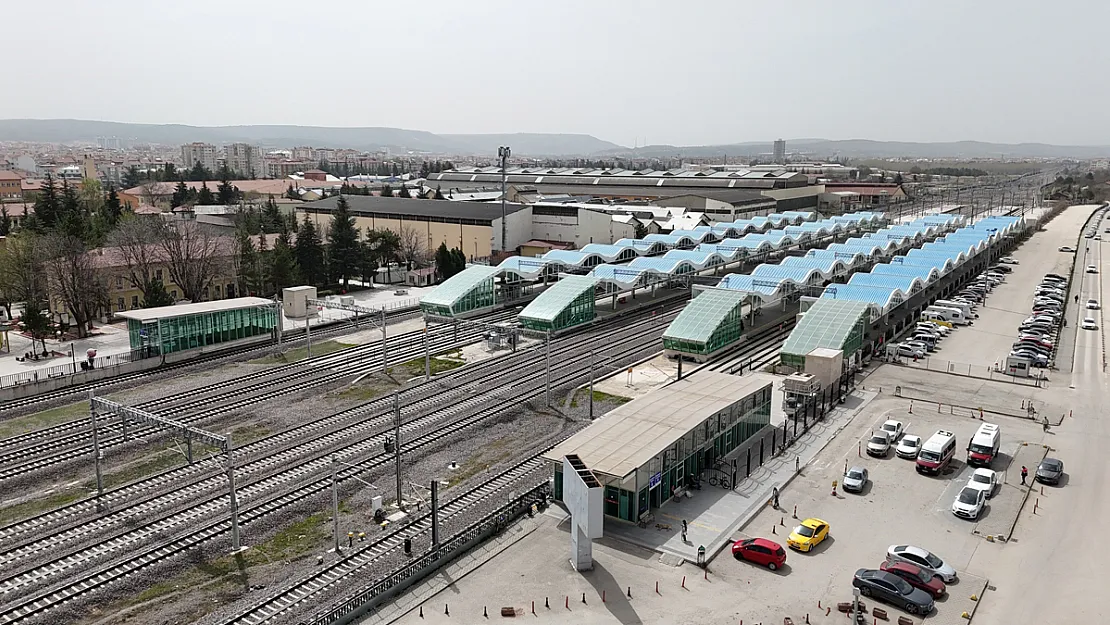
<box><xmin>659</xmin><ymin>512</ymin><xmax>721</xmax><ymax>532</ymax></box>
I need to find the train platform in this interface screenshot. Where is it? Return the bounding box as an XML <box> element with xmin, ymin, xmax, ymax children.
<box><xmin>601</xmin><ymin>388</ymin><xmax>877</xmax><ymax>565</ymax></box>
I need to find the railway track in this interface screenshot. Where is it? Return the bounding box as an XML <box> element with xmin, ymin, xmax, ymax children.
<box><xmin>0</xmin><ymin>306</ymin><xmax>424</xmax><ymax>413</ymax></box>
<box><xmin>702</xmin><ymin>318</ymin><xmax>796</xmax><ymax>374</ymax></box>
<box><xmin>222</xmin><ymin>310</ymin><xmax>800</xmax><ymax>625</ymax></box>
<box><xmin>0</xmin><ymin>310</ymin><xmax>516</xmax><ymax>482</ymax></box>
<box><xmin>0</xmin><ymin>304</ymin><xmax>683</xmax><ymax>623</ymax></box>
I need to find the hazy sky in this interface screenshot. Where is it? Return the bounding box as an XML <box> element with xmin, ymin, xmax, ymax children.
<box><xmin>6</xmin><ymin>0</ymin><xmax>1109</xmax><ymax>147</ymax></box>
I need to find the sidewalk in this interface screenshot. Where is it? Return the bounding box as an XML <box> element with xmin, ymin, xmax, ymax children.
<box><xmin>602</xmin><ymin>389</ymin><xmax>877</xmax><ymax>564</ymax></box>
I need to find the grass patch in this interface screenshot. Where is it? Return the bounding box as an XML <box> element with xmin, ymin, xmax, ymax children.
<box><xmin>333</xmin><ymin>384</ymin><xmax>382</xmax><ymax>401</ymax></box>
<box><xmin>249</xmin><ymin>341</ymin><xmax>354</xmax><ymax>364</ymax></box>
<box><xmin>401</xmin><ymin>356</ymin><xmax>463</xmax><ymax>377</ymax></box>
<box><xmin>0</xmin><ymin>489</ymin><xmax>83</xmax><ymax>526</ymax></box>
<box><xmin>448</xmin><ymin>439</ymin><xmax>513</xmax><ymax>487</ymax></box>
<box><xmin>228</xmin><ymin>423</ymin><xmax>271</xmax><ymax>444</ymax></box>
<box><xmin>570</xmin><ymin>389</ymin><xmax>633</xmax><ymax>408</ymax></box>
<box><xmin>0</xmin><ymin>402</ymin><xmax>88</xmax><ymax>439</ymax></box>
<box><xmin>99</xmin><ymin>450</ymin><xmax>187</xmax><ymax>490</ymax></box>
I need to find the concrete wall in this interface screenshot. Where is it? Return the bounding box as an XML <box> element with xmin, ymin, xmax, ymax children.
<box><xmin>530</xmin><ymin>207</ymin><xmax>633</xmax><ymax>248</ymax></box>
<box><xmin>490</xmin><ymin>207</ymin><xmax>534</xmax><ymax>254</ymax></box>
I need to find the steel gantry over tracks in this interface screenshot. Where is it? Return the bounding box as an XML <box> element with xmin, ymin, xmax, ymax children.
<box><xmin>88</xmin><ymin>393</ymin><xmax>244</xmax><ymax>550</ymax></box>
<box><xmin>307</xmin><ymin>298</ymin><xmax>389</xmax><ymax>371</ymax></box>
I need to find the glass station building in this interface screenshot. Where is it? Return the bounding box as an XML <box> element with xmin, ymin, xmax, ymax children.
<box><xmin>117</xmin><ymin>297</ymin><xmax>278</xmax><ymax>356</ymax></box>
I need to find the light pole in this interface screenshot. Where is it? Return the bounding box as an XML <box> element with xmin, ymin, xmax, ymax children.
<box><xmin>498</xmin><ymin>146</ymin><xmax>511</xmax><ymax>257</ymax></box>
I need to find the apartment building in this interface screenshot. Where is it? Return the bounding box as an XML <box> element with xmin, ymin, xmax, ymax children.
<box><xmin>181</xmin><ymin>142</ymin><xmax>218</xmax><ymax>172</ymax></box>
<box><xmin>0</xmin><ymin>171</ymin><xmax>22</xmax><ymax>200</ymax></box>
<box><xmin>225</xmin><ymin>143</ymin><xmax>263</xmax><ymax>178</ymax></box>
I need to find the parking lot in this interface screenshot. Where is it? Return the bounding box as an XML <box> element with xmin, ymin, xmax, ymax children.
<box><xmin>899</xmin><ymin>205</ymin><xmax>1099</xmax><ymax>374</ymax></box>
<box><xmin>718</xmin><ymin>369</ymin><xmax>1050</xmax><ymax>625</ymax></box>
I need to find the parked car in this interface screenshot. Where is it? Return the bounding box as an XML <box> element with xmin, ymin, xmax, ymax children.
<box><xmin>1035</xmin><ymin>458</ymin><xmax>1064</xmax><ymax>485</ymax></box>
<box><xmin>866</xmin><ymin>431</ymin><xmax>892</xmax><ymax>457</ymax></box>
<box><xmin>966</xmin><ymin>468</ymin><xmax>997</xmax><ymax>499</ymax></box>
<box><xmin>1010</xmin><ymin>351</ymin><xmax>1049</xmax><ymax>366</ymax></box>
<box><xmin>788</xmin><ymin>518</ymin><xmax>830</xmax><ymax>552</ymax></box>
<box><xmin>1088</xmin><ymin>299</ymin><xmax>1101</xmax><ymax>310</ymax></box>
<box><xmin>880</xmin><ymin>419</ymin><xmax>904</xmax><ymax>441</ymax></box>
<box><xmin>998</xmin><ymin>257</ymin><xmax>1018</xmax><ymax>264</ymax></box>
<box><xmin>1083</xmin><ymin>318</ymin><xmax>1099</xmax><ymax>330</ymax></box>
<box><xmin>896</xmin><ymin>344</ymin><xmax>925</xmax><ymax>358</ymax></box>
<box><xmin>905</xmin><ymin>339</ymin><xmax>934</xmax><ymax>353</ymax></box>
<box><xmin>886</xmin><ymin>545</ymin><xmax>958</xmax><ymax>582</ymax></box>
<box><xmin>842</xmin><ymin>466</ymin><xmax>868</xmax><ymax>493</ymax></box>
<box><xmin>952</xmin><ymin>486</ymin><xmax>987</xmax><ymax>520</ymax></box>
<box><xmin>1059</xmin><ymin>246</ymin><xmax>1075</xmax><ymax>252</ymax></box>
<box><xmin>852</xmin><ymin>569</ymin><xmax>935</xmax><ymax>616</ymax></box>
<box><xmin>896</xmin><ymin>434</ymin><xmax>922</xmax><ymax>459</ymax></box>
<box><xmin>1087</xmin><ymin>265</ymin><xmax>1099</xmax><ymax>274</ymax></box>
<box><xmin>731</xmin><ymin>537</ymin><xmax>787</xmax><ymax>570</ymax></box>
<box><xmin>879</xmin><ymin>561</ymin><xmax>947</xmax><ymax>599</ymax></box>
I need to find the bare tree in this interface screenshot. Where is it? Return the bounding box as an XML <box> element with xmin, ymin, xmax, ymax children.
<box><xmin>0</xmin><ymin>234</ymin><xmax>46</xmax><ymax>309</ymax></box>
<box><xmin>109</xmin><ymin>216</ymin><xmax>169</xmax><ymax>303</ymax></box>
<box><xmin>139</xmin><ymin>179</ymin><xmax>164</xmax><ymax>208</ymax></box>
<box><xmin>397</xmin><ymin>223</ymin><xmax>427</xmax><ymax>269</ymax></box>
<box><xmin>43</xmin><ymin>234</ymin><xmax>107</xmax><ymax>338</ymax></box>
<box><xmin>160</xmin><ymin>222</ymin><xmax>225</xmax><ymax>302</ymax></box>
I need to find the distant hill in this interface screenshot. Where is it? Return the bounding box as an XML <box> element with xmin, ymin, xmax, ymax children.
<box><xmin>0</xmin><ymin>119</ymin><xmax>620</xmax><ymax>157</ymax></box>
<box><xmin>600</xmin><ymin>138</ymin><xmax>1110</xmax><ymax>160</ymax></box>
<box><xmin>0</xmin><ymin>120</ymin><xmax>1106</xmax><ymax>159</ymax></box>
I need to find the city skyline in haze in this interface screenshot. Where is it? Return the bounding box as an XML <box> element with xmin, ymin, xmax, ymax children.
<box><xmin>3</xmin><ymin>0</ymin><xmax>1109</xmax><ymax>148</ymax></box>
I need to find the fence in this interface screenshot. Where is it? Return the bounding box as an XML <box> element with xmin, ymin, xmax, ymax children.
<box><xmin>0</xmin><ymin>348</ymin><xmax>148</xmax><ymax>390</ymax></box>
<box><xmin>307</xmin><ymin>483</ymin><xmax>548</xmax><ymax>625</ymax></box>
<box><xmin>894</xmin><ymin>356</ymin><xmax>1046</xmax><ymax>387</ymax></box>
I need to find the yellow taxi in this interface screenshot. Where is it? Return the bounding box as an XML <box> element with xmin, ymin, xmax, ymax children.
<box><xmin>787</xmin><ymin>518</ymin><xmax>830</xmax><ymax>552</ymax></box>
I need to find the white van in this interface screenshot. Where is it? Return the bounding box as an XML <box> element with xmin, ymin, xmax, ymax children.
<box><xmin>935</xmin><ymin>300</ymin><xmax>977</xmax><ymax>319</ymax></box>
<box><xmin>924</xmin><ymin>306</ymin><xmax>970</xmax><ymax>325</ymax></box>
<box><xmin>916</xmin><ymin>430</ymin><xmax>957</xmax><ymax>475</ymax></box>
<box><xmin>966</xmin><ymin>423</ymin><xmax>1001</xmax><ymax>467</ymax></box>
<box><xmin>920</xmin><ymin>312</ymin><xmax>953</xmax><ymax>328</ymax></box>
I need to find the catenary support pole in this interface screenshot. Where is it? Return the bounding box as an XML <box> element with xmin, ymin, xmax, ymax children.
<box><xmin>431</xmin><ymin>479</ymin><xmax>440</xmax><ymax>552</ymax></box>
<box><xmin>394</xmin><ymin>392</ymin><xmax>403</xmax><ymax>509</ymax></box>
<box><xmin>331</xmin><ymin>454</ymin><xmax>340</xmax><ymax>553</ymax></box>
<box><xmin>588</xmin><ymin>350</ymin><xmax>595</xmax><ymax>420</ymax></box>
<box><xmin>89</xmin><ymin>392</ymin><xmax>104</xmax><ymax>512</ymax></box>
<box><xmin>381</xmin><ymin>307</ymin><xmax>388</xmax><ymax>373</ymax></box>
<box><xmin>227</xmin><ymin>434</ymin><xmax>241</xmax><ymax>551</ymax></box>
<box><xmin>545</xmin><ymin>330</ymin><xmax>552</xmax><ymax>407</ymax></box>
<box><xmin>424</xmin><ymin>317</ymin><xmax>431</xmax><ymax>381</ymax></box>
<box><xmin>305</xmin><ymin>316</ymin><xmax>311</xmax><ymax>358</ymax></box>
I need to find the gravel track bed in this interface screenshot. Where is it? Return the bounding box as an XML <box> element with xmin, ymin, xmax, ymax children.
<box><xmin>45</xmin><ymin>398</ymin><xmax>611</xmax><ymax>625</ymax></box>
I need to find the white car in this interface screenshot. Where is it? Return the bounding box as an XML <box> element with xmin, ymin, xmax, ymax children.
<box><xmin>880</xmin><ymin>419</ymin><xmax>904</xmax><ymax>441</ymax></box>
<box><xmin>952</xmin><ymin>486</ymin><xmax>987</xmax><ymax>520</ymax></box>
<box><xmin>896</xmin><ymin>344</ymin><xmax>925</xmax><ymax>358</ymax></box>
<box><xmin>999</xmin><ymin>257</ymin><xmax>1018</xmax><ymax>264</ymax></box>
<box><xmin>896</xmin><ymin>434</ymin><xmax>921</xmax><ymax>459</ymax></box>
<box><xmin>886</xmin><ymin>545</ymin><xmax>958</xmax><ymax>583</ymax></box>
<box><xmin>866</xmin><ymin>431</ymin><xmax>892</xmax><ymax>457</ymax></box>
<box><xmin>1088</xmin><ymin>299</ymin><xmax>1100</xmax><ymax>310</ymax></box>
<box><xmin>1083</xmin><ymin>317</ymin><xmax>1099</xmax><ymax>330</ymax></box>
<box><xmin>1059</xmin><ymin>246</ymin><xmax>1075</xmax><ymax>253</ymax></box>
<box><xmin>966</xmin><ymin>468</ymin><xmax>997</xmax><ymax>499</ymax></box>
<box><xmin>1087</xmin><ymin>265</ymin><xmax>1099</xmax><ymax>274</ymax></box>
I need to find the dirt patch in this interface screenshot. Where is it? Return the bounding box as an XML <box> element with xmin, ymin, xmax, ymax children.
<box><xmin>248</xmin><ymin>340</ymin><xmax>354</xmax><ymax>365</ymax></box>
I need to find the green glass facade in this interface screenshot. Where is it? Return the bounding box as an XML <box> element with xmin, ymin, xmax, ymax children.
<box><xmin>662</xmin><ymin>289</ymin><xmax>747</xmax><ymax>356</ymax></box>
<box><xmin>419</xmin><ymin>266</ymin><xmax>500</xmax><ymax>317</ymax></box>
<box><xmin>781</xmin><ymin>299</ymin><xmax>869</xmax><ymax>368</ymax></box>
<box><xmin>127</xmin><ymin>306</ymin><xmax>276</xmax><ymax>355</ymax></box>
<box><xmin>554</xmin><ymin>383</ymin><xmax>772</xmax><ymax>523</ymax></box>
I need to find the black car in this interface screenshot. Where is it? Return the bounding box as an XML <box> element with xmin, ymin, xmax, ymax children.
<box><xmin>1036</xmin><ymin>458</ymin><xmax>1064</xmax><ymax>485</ymax></box>
<box><xmin>852</xmin><ymin>569</ymin><xmax>935</xmax><ymax>615</ymax></box>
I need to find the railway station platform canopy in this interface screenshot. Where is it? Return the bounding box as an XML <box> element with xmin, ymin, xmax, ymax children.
<box><xmin>780</xmin><ymin>298</ymin><xmax>870</xmax><ymax>368</ymax></box>
<box><xmin>661</xmin><ymin>287</ymin><xmax>749</xmax><ymax>356</ymax></box>
<box><xmin>544</xmin><ymin>372</ymin><xmax>776</xmax><ymax>524</ymax></box>
<box><xmin>117</xmin><ymin>297</ymin><xmax>277</xmax><ymax>356</ymax></box>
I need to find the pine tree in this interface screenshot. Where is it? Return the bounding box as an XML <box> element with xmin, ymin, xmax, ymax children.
<box><xmin>189</xmin><ymin>161</ymin><xmax>210</xmax><ymax>182</ymax></box>
<box><xmin>0</xmin><ymin>205</ymin><xmax>10</xmax><ymax>235</ymax></box>
<box><xmin>162</xmin><ymin>163</ymin><xmax>178</xmax><ymax>181</ymax></box>
<box><xmin>434</xmin><ymin>242</ymin><xmax>452</xmax><ymax>281</ymax></box>
<box><xmin>398</xmin><ymin>184</ymin><xmax>412</xmax><ymax>199</ymax></box>
<box><xmin>143</xmin><ymin>279</ymin><xmax>175</xmax><ymax>307</ymax></box>
<box><xmin>217</xmin><ymin>164</ymin><xmax>238</xmax><ymax>205</ymax></box>
<box><xmin>270</xmin><ymin>230</ymin><xmax>297</xmax><ymax>292</ymax></box>
<box><xmin>33</xmin><ymin>174</ymin><xmax>61</xmax><ymax>229</ymax></box>
<box><xmin>419</xmin><ymin>161</ymin><xmax>430</xmax><ymax>179</ymax></box>
<box><xmin>237</xmin><ymin>231</ymin><xmax>260</xmax><ymax>296</ymax></box>
<box><xmin>450</xmin><ymin>248</ymin><xmax>467</xmax><ymax>275</ymax></box>
<box><xmin>380</xmin><ymin>184</ymin><xmax>393</xmax><ymax>198</ymax></box>
<box><xmin>59</xmin><ymin>180</ymin><xmax>89</xmax><ymax>241</ymax></box>
<box><xmin>121</xmin><ymin>166</ymin><xmax>143</xmax><ymax>189</ymax></box>
<box><xmin>171</xmin><ymin>181</ymin><xmax>189</xmax><ymax>208</ymax></box>
<box><xmin>197</xmin><ymin>182</ymin><xmax>216</xmax><ymax>205</ymax></box>
<box><xmin>262</xmin><ymin>195</ymin><xmax>282</xmax><ymax>233</ymax></box>
<box><xmin>434</xmin><ymin>185</ymin><xmax>446</xmax><ymax>200</ymax></box>
<box><xmin>256</xmin><ymin>233</ymin><xmax>272</xmax><ymax>296</ymax></box>
<box><xmin>326</xmin><ymin>196</ymin><xmax>360</xmax><ymax>288</ymax></box>
<box><xmin>294</xmin><ymin>215</ymin><xmax>325</xmax><ymax>286</ymax></box>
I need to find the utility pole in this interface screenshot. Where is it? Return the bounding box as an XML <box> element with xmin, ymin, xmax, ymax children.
<box><xmin>305</xmin><ymin>316</ymin><xmax>311</xmax><ymax>358</ymax></box>
<box><xmin>394</xmin><ymin>392</ymin><xmax>403</xmax><ymax>510</ymax></box>
<box><xmin>89</xmin><ymin>392</ymin><xmax>104</xmax><ymax>512</ymax></box>
<box><xmin>498</xmin><ymin>146</ymin><xmax>511</xmax><ymax>257</ymax></box>
<box><xmin>227</xmin><ymin>435</ymin><xmax>241</xmax><ymax>551</ymax></box>
<box><xmin>423</xmin><ymin>317</ymin><xmax>430</xmax><ymax>381</ymax></box>
<box><xmin>545</xmin><ymin>330</ymin><xmax>552</xmax><ymax>407</ymax></box>
<box><xmin>380</xmin><ymin>308</ymin><xmax>388</xmax><ymax>373</ymax></box>
<box><xmin>331</xmin><ymin>454</ymin><xmax>340</xmax><ymax>553</ymax></box>
<box><xmin>588</xmin><ymin>350</ymin><xmax>595</xmax><ymax>420</ymax></box>
<box><xmin>431</xmin><ymin>479</ymin><xmax>440</xmax><ymax>554</ymax></box>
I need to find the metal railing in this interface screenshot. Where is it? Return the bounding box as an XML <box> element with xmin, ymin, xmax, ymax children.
<box><xmin>306</xmin><ymin>483</ymin><xmax>547</xmax><ymax>625</ymax></box>
<box><xmin>0</xmin><ymin>348</ymin><xmax>147</xmax><ymax>390</ymax></box>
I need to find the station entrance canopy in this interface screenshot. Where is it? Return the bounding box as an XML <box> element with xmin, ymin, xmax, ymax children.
<box><xmin>116</xmin><ymin>297</ymin><xmax>277</xmax><ymax>356</ymax></box>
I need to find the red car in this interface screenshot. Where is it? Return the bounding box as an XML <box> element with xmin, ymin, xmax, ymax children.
<box><xmin>731</xmin><ymin>537</ymin><xmax>787</xmax><ymax>570</ymax></box>
<box><xmin>880</xmin><ymin>561</ymin><xmax>946</xmax><ymax>598</ymax></box>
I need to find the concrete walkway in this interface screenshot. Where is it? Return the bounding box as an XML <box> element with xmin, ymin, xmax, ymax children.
<box><xmin>602</xmin><ymin>390</ymin><xmax>877</xmax><ymax>564</ymax></box>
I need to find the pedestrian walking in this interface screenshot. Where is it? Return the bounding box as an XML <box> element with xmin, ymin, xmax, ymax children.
<box><xmin>772</xmin><ymin>486</ymin><xmax>780</xmax><ymax>509</ymax></box>
<box><xmin>1020</xmin><ymin>465</ymin><xmax>1028</xmax><ymax>485</ymax></box>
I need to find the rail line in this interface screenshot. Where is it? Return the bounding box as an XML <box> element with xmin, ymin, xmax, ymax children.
<box><xmin>0</xmin><ymin>303</ymin><xmax>682</xmax><ymax>624</ymax></box>
<box><xmin>0</xmin><ymin>311</ymin><xmax>516</xmax><ymax>482</ymax></box>
<box><xmin>222</xmin><ymin>312</ymin><xmax>798</xmax><ymax>624</ymax></box>
<box><xmin>0</xmin><ymin>306</ymin><xmax>424</xmax><ymax>413</ymax></box>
